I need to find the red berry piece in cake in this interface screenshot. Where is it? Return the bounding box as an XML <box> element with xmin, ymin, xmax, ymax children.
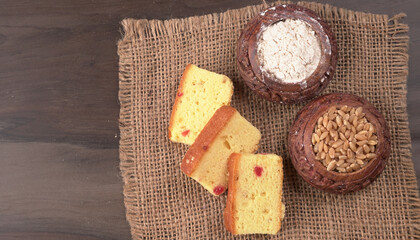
<box><xmin>181</xmin><ymin>130</ymin><xmax>190</xmax><ymax>137</ymax></box>
<box><xmin>254</xmin><ymin>166</ymin><xmax>263</xmax><ymax>177</ymax></box>
<box><xmin>213</xmin><ymin>186</ymin><xmax>225</xmax><ymax>195</ymax></box>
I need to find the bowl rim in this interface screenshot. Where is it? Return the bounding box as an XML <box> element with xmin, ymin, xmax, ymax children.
<box><xmin>248</xmin><ymin>4</ymin><xmax>335</xmax><ymax>93</ymax></box>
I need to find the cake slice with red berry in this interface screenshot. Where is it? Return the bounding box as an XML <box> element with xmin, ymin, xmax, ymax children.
<box><xmin>181</xmin><ymin>106</ymin><xmax>261</xmax><ymax>196</ymax></box>
<box><xmin>168</xmin><ymin>64</ymin><xmax>234</xmax><ymax>145</ymax></box>
<box><xmin>224</xmin><ymin>153</ymin><xmax>285</xmax><ymax>235</ymax></box>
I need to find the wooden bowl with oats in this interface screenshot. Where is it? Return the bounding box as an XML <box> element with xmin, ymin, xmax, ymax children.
<box><xmin>236</xmin><ymin>4</ymin><xmax>337</xmax><ymax>103</ymax></box>
<box><xmin>288</xmin><ymin>93</ymin><xmax>391</xmax><ymax>194</ymax></box>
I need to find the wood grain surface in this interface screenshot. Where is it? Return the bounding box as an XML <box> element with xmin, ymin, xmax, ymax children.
<box><xmin>0</xmin><ymin>0</ymin><xmax>418</xmax><ymax>239</ymax></box>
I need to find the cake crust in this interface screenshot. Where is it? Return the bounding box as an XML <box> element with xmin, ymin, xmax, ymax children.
<box><xmin>224</xmin><ymin>153</ymin><xmax>241</xmax><ymax>234</ymax></box>
<box><xmin>168</xmin><ymin>64</ymin><xmax>193</xmax><ymax>140</ymax></box>
<box><xmin>277</xmin><ymin>156</ymin><xmax>284</xmax><ymax>232</ymax></box>
<box><xmin>181</xmin><ymin>106</ymin><xmax>236</xmax><ymax>176</ymax></box>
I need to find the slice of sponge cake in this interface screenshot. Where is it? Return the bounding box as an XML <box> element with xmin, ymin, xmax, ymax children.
<box><xmin>224</xmin><ymin>153</ymin><xmax>285</xmax><ymax>235</ymax></box>
<box><xmin>168</xmin><ymin>64</ymin><xmax>234</xmax><ymax>145</ymax></box>
<box><xmin>181</xmin><ymin>106</ymin><xmax>261</xmax><ymax>196</ymax></box>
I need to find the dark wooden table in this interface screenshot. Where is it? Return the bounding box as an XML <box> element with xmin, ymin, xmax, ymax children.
<box><xmin>1</xmin><ymin>0</ymin><xmax>419</xmax><ymax>239</ymax></box>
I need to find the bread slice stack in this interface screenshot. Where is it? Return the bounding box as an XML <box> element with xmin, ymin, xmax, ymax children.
<box><xmin>169</xmin><ymin>64</ymin><xmax>285</xmax><ymax>235</ymax></box>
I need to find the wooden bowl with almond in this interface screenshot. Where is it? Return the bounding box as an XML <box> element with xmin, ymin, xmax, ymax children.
<box><xmin>288</xmin><ymin>93</ymin><xmax>391</xmax><ymax>194</ymax></box>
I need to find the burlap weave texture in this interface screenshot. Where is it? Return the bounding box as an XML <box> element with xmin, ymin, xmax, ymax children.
<box><xmin>118</xmin><ymin>1</ymin><xmax>419</xmax><ymax>239</ymax></box>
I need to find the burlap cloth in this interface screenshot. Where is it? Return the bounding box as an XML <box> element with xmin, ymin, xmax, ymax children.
<box><xmin>118</xmin><ymin>1</ymin><xmax>420</xmax><ymax>239</ymax></box>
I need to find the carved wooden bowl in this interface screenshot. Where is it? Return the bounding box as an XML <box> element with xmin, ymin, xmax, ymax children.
<box><xmin>288</xmin><ymin>93</ymin><xmax>391</xmax><ymax>194</ymax></box>
<box><xmin>236</xmin><ymin>4</ymin><xmax>337</xmax><ymax>103</ymax></box>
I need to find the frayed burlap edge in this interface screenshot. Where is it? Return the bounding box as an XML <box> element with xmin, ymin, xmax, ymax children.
<box><xmin>118</xmin><ymin>1</ymin><xmax>419</xmax><ymax>239</ymax></box>
<box><xmin>386</xmin><ymin>13</ymin><xmax>420</xmax><ymax>238</ymax></box>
